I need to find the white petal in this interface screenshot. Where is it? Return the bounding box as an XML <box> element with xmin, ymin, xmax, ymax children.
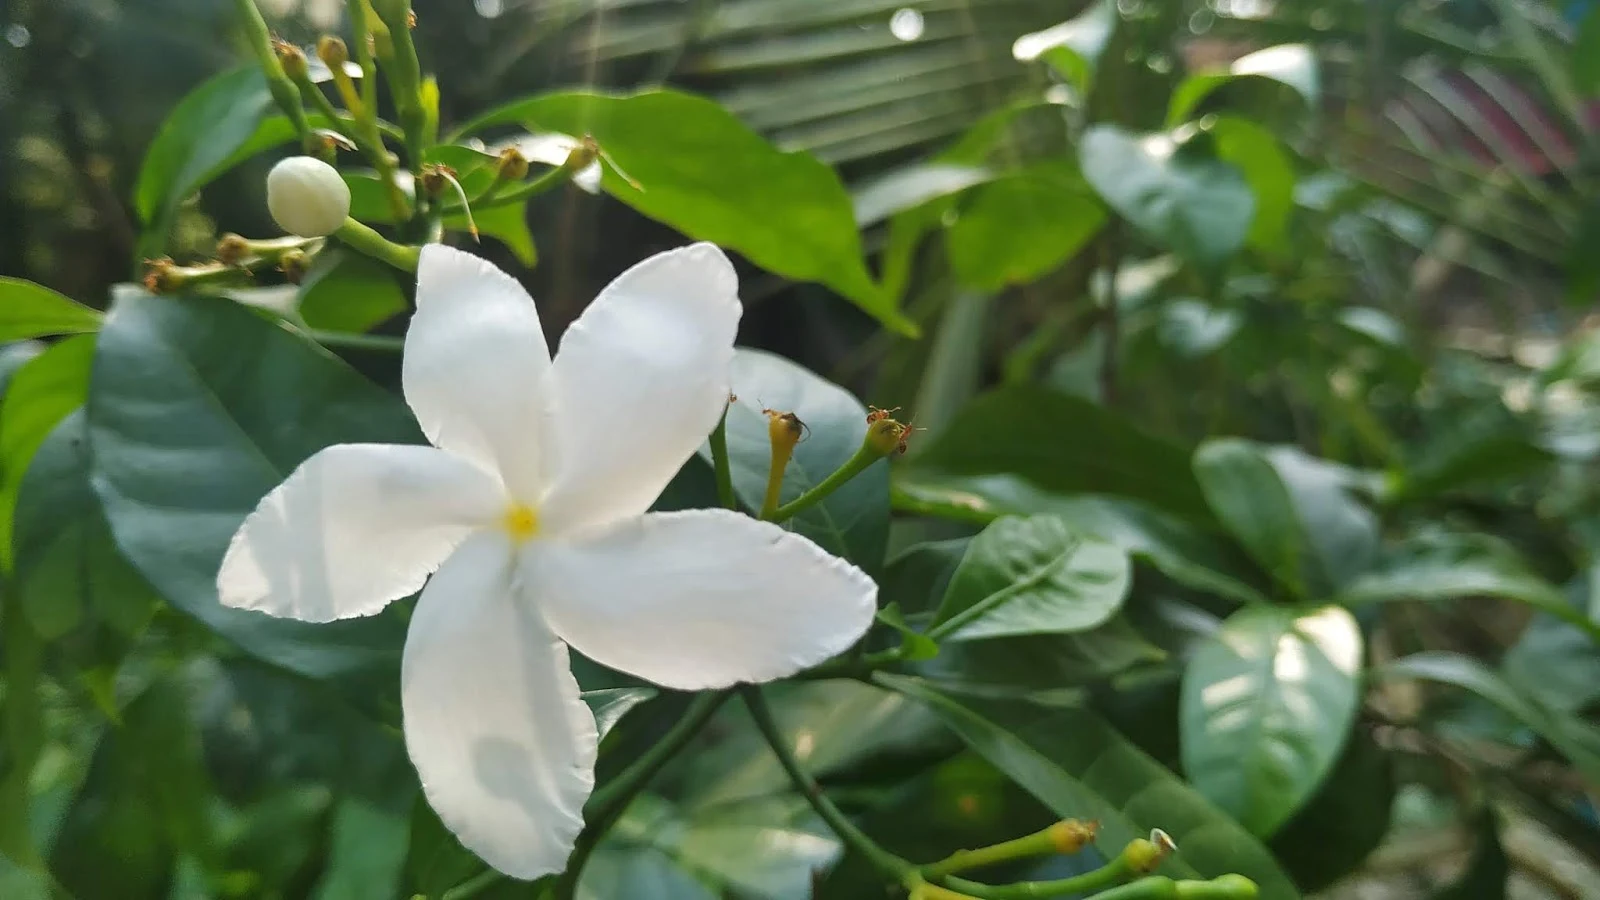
<box><xmin>406</xmin><ymin>244</ymin><xmax>554</xmax><ymax>501</ymax></box>
<box><xmin>218</xmin><ymin>443</ymin><xmax>503</xmax><ymax>622</ymax></box>
<box><xmin>540</xmin><ymin>244</ymin><xmax>740</xmax><ymax>536</ymax></box>
<box><xmin>402</xmin><ymin>532</ymin><xmax>597</xmax><ymax>880</ymax></box>
<box><xmin>524</xmin><ymin>509</ymin><xmax>877</xmax><ymax>690</ymax></box>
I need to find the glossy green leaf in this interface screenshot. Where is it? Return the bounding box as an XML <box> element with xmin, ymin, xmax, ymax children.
<box><xmin>13</xmin><ymin>412</ymin><xmax>156</xmax><ymax>642</ymax></box>
<box><xmin>1503</xmin><ymin>609</ymin><xmax>1600</xmax><ymax>714</ymax></box>
<box><xmin>1210</xmin><ymin>118</ymin><xmax>1295</xmax><ymax>255</ymax></box>
<box><xmin>87</xmin><ymin>287</ymin><xmax>420</xmax><ymax>703</ymax></box>
<box><xmin>931</xmin><ymin>515</ymin><xmax>1129</xmax><ymax>642</ymax></box>
<box><xmin>1194</xmin><ymin>439</ymin><xmax>1378</xmax><ymax>600</ymax></box>
<box><xmin>894</xmin><ymin>473</ymin><xmax>1267</xmax><ymax>605</ymax></box>
<box><xmin>1268</xmin><ymin>733</ymin><xmax>1394</xmax><ymax>893</ymax></box>
<box><xmin>1168</xmin><ymin>45</ymin><xmax>1320</xmax><ymax>126</ymax></box>
<box><xmin>297</xmin><ymin>249</ymin><xmax>408</xmax><ymax>334</ymax></box>
<box><xmin>1079</xmin><ymin>125</ymin><xmax>1255</xmax><ymax>269</ymax></box>
<box><xmin>916</xmin><ymin>617</ymin><xmax>1166</xmax><ymax>699</ymax></box>
<box><xmin>881</xmin><ymin>675</ymin><xmax>1301</xmax><ymax>898</ymax></box>
<box><xmin>134</xmin><ymin>67</ymin><xmax>279</xmax><ymax>255</ymax></box>
<box><xmin>309</xmin><ymin>797</ymin><xmax>411</xmax><ymax>900</ymax></box>
<box><xmin>459</xmin><ymin>89</ymin><xmax>909</xmax><ymax>334</ymax></box>
<box><xmin>456</xmin><ymin>204</ymin><xmax>537</xmax><ymax>268</ymax></box>
<box><xmin>853</xmin><ymin>163</ymin><xmax>990</xmax><ymax>228</ymax></box>
<box><xmin>1180</xmin><ymin>605</ymin><xmax>1363</xmax><ymax>837</ymax></box>
<box><xmin>0</xmin><ymin>279</ymin><xmax>101</xmax><ymax>342</ymax></box>
<box><xmin>1375</xmin><ymin>652</ymin><xmax>1600</xmax><ymax>785</ymax></box>
<box><xmin>0</xmin><ymin>335</ymin><xmax>95</xmax><ymax>570</ymax></box>
<box><xmin>947</xmin><ymin>168</ymin><xmax>1107</xmax><ymax>291</ymax></box>
<box><xmin>585</xmin><ymin>688</ymin><xmax>659</xmax><ymax>741</ymax></box>
<box><xmin>1011</xmin><ymin>0</ymin><xmax>1116</xmax><ymax>92</ymax></box>
<box><xmin>579</xmin><ymin>843</ymin><xmax>718</xmax><ymax>900</ymax></box>
<box><xmin>877</xmin><ymin>605</ymin><xmax>940</xmax><ymax>661</ymax></box>
<box><xmin>706</xmin><ymin>349</ymin><xmax>889</xmax><ymax>573</ymax></box>
<box><xmin>909</xmin><ymin>386</ymin><xmax>1211</xmax><ymax>522</ymax></box>
<box><xmin>1339</xmin><ymin>531</ymin><xmax>1600</xmax><ymax>645</ymax></box>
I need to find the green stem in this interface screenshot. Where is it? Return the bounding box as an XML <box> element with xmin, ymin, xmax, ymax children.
<box><xmin>922</xmin><ymin>827</ymin><xmax>1065</xmax><ymax>880</ymax></box>
<box><xmin>446</xmin><ymin>163</ymin><xmax>577</xmax><ymax>215</ymax></box>
<box><xmin>553</xmin><ymin>691</ymin><xmax>730</xmax><ymax>899</ymax></box>
<box><xmin>741</xmin><ymin>686</ymin><xmax>916</xmax><ymax>882</ymax></box>
<box><xmin>334</xmin><ymin>218</ymin><xmax>420</xmax><ymax>271</ymax></box>
<box><xmin>767</xmin><ymin>445</ymin><xmax>882</xmax><ymax>522</ymax></box>
<box><xmin>304</xmin><ymin>328</ymin><xmax>405</xmax><ymax>352</ymax></box>
<box><xmin>942</xmin><ymin>858</ymin><xmax>1132</xmax><ymax>899</ymax></box>
<box><xmin>794</xmin><ymin>648</ymin><xmax>903</xmax><ymax>682</ymax></box>
<box><xmin>709</xmin><ymin>409</ymin><xmax>737</xmax><ymax>510</ymax></box>
<box><xmin>233</xmin><ymin>0</ymin><xmax>311</xmax><ymax>143</ymax></box>
<box><xmin>440</xmin><ymin>869</ymin><xmax>503</xmax><ymax>900</ymax></box>
<box><xmin>370</xmin><ymin>0</ymin><xmax>427</xmax><ymax>170</ymax></box>
<box><xmin>346</xmin><ymin>0</ymin><xmax>379</xmax><ymax>111</ymax></box>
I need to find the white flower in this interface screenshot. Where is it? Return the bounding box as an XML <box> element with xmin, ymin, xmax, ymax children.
<box><xmin>216</xmin><ymin>243</ymin><xmax>877</xmax><ymax>879</ymax></box>
<box><xmin>267</xmin><ymin>156</ymin><xmax>351</xmax><ymax>237</ymax></box>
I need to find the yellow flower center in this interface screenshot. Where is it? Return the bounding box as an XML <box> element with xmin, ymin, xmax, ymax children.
<box><xmin>501</xmin><ymin>503</ymin><xmax>540</xmax><ymax>542</ymax></box>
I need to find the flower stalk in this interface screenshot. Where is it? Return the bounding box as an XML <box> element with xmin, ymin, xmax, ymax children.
<box><xmin>761</xmin><ymin>410</ymin><xmax>805</xmax><ymax>519</ymax></box>
<box><xmin>232</xmin><ymin>0</ymin><xmax>312</xmax><ymax>148</ymax></box>
<box><xmin>333</xmin><ymin>218</ymin><xmax>420</xmax><ymax>271</ymax></box>
<box><xmin>553</xmin><ymin>691</ymin><xmax>732</xmax><ymax>899</ymax></box>
<box><xmin>710</xmin><ymin>404</ymin><xmax>737</xmax><ymax>510</ymax></box>
<box><xmin>742</xmin><ymin>686</ymin><xmax>917</xmax><ymax>883</ymax></box>
<box><xmin>922</xmin><ymin>820</ymin><xmax>1098</xmax><ymax>880</ymax></box>
<box><xmin>939</xmin><ymin>836</ymin><xmax>1178</xmax><ymax>900</ymax></box>
<box><xmin>369</xmin><ymin>0</ymin><xmax>428</xmax><ymax>170</ymax></box>
<box><xmin>764</xmin><ymin>418</ymin><xmax>900</xmax><ymax>523</ymax></box>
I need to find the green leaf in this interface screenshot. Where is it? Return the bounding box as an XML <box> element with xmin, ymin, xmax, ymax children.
<box><xmin>1268</xmin><ymin>733</ymin><xmax>1394</xmax><ymax>893</ymax></box>
<box><xmin>0</xmin><ymin>334</ymin><xmax>95</xmax><ymax>570</ymax></box>
<box><xmin>1079</xmin><ymin>125</ymin><xmax>1255</xmax><ymax>269</ymax></box>
<box><xmin>707</xmin><ymin>349</ymin><xmax>889</xmax><ymax>573</ymax></box>
<box><xmin>1574</xmin><ymin>6</ymin><xmax>1600</xmax><ymax>95</ymax></box>
<box><xmin>1168</xmin><ymin>45</ymin><xmax>1320</xmax><ymax>126</ymax></box>
<box><xmin>1374</xmin><ymin>652</ymin><xmax>1600</xmax><ymax>785</ymax></box>
<box><xmin>946</xmin><ymin>168</ymin><xmax>1107</xmax><ymax>291</ymax></box>
<box><xmin>133</xmin><ymin>67</ymin><xmax>281</xmax><ymax>255</ymax></box>
<box><xmin>931</xmin><ymin>515</ymin><xmax>1129</xmax><ymax>642</ymax></box>
<box><xmin>456</xmin><ymin>204</ymin><xmax>537</xmax><ymax>268</ymax></box>
<box><xmin>1210</xmin><ymin>118</ymin><xmax>1295</xmax><ymax>255</ymax></box>
<box><xmin>894</xmin><ymin>473</ymin><xmax>1267</xmax><ymax>605</ymax></box>
<box><xmin>602</xmin><ymin>793</ymin><xmax>838</xmax><ymax>900</ymax></box>
<box><xmin>585</xmin><ymin>688</ymin><xmax>659</xmax><ymax>740</ymax></box>
<box><xmin>853</xmin><ymin>163</ymin><xmax>990</xmax><ymax>228</ymax></box>
<box><xmin>457</xmin><ymin>90</ymin><xmax>910</xmax><ymax>334</ymax></box>
<box><xmin>916</xmin><ymin>618</ymin><xmax>1166</xmax><ymax>699</ymax></box>
<box><xmin>13</xmin><ymin>412</ymin><xmax>157</xmax><ymax>642</ymax></box>
<box><xmin>1194</xmin><ymin>439</ymin><xmax>1378</xmax><ymax>600</ymax></box>
<box><xmin>876</xmin><ymin>605</ymin><xmax>939</xmax><ymax>661</ymax></box>
<box><xmin>1180</xmin><ymin>605</ymin><xmax>1363</xmax><ymax>837</ymax></box>
<box><xmin>1503</xmin><ymin>609</ymin><xmax>1600</xmax><ymax>714</ymax></box>
<box><xmin>309</xmin><ymin>797</ymin><xmax>411</xmax><ymax>900</ymax></box>
<box><xmin>579</xmin><ymin>843</ymin><xmax>718</xmax><ymax>900</ymax></box>
<box><xmin>1339</xmin><ymin>531</ymin><xmax>1600</xmax><ymax>645</ymax></box>
<box><xmin>296</xmin><ymin>249</ymin><xmax>408</xmax><ymax>334</ymax></box>
<box><xmin>1011</xmin><ymin>0</ymin><xmax>1117</xmax><ymax>92</ymax></box>
<box><xmin>87</xmin><ymin>287</ymin><xmax>420</xmax><ymax>704</ymax></box>
<box><xmin>0</xmin><ymin>279</ymin><xmax>101</xmax><ymax>341</ymax></box>
<box><xmin>880</xmin><ymin>675</ymin><xmax>1301</xmax><ymax>898</ymax></box>
<box><xmin>908</xmin><ymin>385</ymin><xmax>1212</xmax><ymax>522</ymax></box>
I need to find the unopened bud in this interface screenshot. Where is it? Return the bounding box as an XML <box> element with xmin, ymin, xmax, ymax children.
<box><xmin>279</xmin><ymin>249</ymin><xmax>311</xmax><ymax>284</ymax></box>
<box><xmin>267</xmin><ymin>156</ymin><xmax>351</xmax><ymax>238</ymax></box>
<box><xmin>274</xmin><ymin>39</ymin><xmax>309</xmax><ymax>80</ymax></box>
<box><xmin>316</xmin><ymin>35</ymin><xmax>350</xmax><ymax>69</ymax></box>
<box><xmin>1122</xmin><ymin>836</ymin><xmax>1169</xmax><ymax>874</ymax></box>
<box><xmin>216</xmin><ymin>233</ymin><xmax>251</xmax><ymax>267</ymax></box>
<box><xmin>1046</xmin><ymin>819</ymin><xmax>1098</xmax><ymax>854</ymax></box>
<box><xmin>496</xmin><ymin>147</ymin><xmax>530</xmax><ymax>183</ymax></box>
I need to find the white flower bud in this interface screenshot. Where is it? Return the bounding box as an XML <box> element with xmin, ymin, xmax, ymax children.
<box><xmin>267</xmin><ymin>156</ymin><xmax>350</xmax><ymax>238</ymax></box>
